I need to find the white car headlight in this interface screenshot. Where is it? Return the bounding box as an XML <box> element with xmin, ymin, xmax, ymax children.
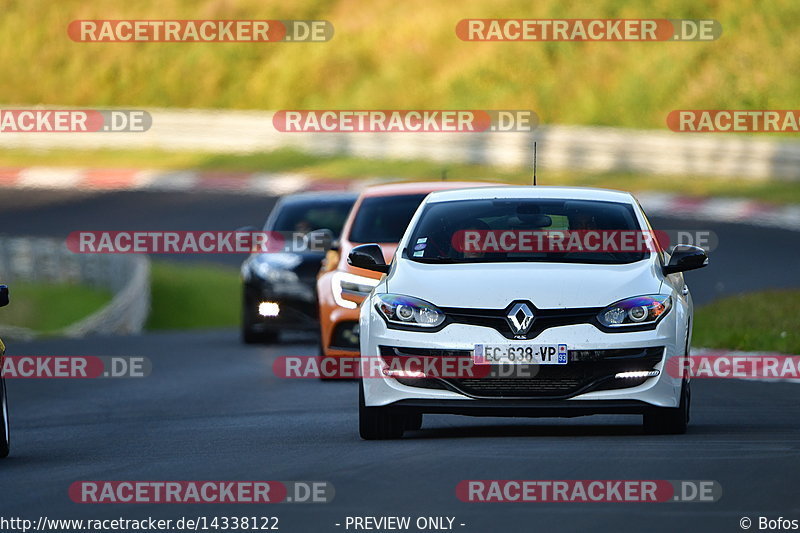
<box><xmin>597</xmin><ymin>294</ymin><xmax>672</xmax><ymax>328</ymax></box>
<box><xmin>332</xmin><ymin>271</ymin><xmax>380</xmax><ymax>309</ymax></box>
<box><xmin>375</xmin><ymin>294</ymin><xmax>445</xmax><ymax>328</ymax></box>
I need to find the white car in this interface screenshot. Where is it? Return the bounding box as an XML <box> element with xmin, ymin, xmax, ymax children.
<box><xmin>352</xmin><ymin>186</ymin><xmax>708</xmax><ymax>439</ymax></box>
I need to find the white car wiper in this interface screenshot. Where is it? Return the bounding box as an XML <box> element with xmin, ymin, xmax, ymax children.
<box><xmin>411</xmin><ymin>255</ymin><xmax>463</xmax><ymax>264</ymax></box>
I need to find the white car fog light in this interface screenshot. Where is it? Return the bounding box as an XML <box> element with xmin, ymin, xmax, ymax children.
<box><xmin>383</xmin><ymin>368</ymin><xmax>427</xmax><ymax>379</ymax></box>
<box><xmin>614</xmin><ymin>370</ymin><xmax>660</xmax><ymax>379</ymax></box>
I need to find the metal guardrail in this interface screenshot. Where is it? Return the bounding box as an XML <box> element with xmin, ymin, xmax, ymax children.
<box><xmin>2</xmin><ymin>109</ymin><xmax>799</xmax><ymax>179</ymax></box>
<box><xmin>0</xmin><ymin>237</ymin><xmax>150</xmax><ymax>339</ymax></box>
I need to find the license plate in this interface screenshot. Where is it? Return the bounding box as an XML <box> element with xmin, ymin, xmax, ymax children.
<box><xmin>473</xmin><ymin>344</ymin><xmax>568</xmax><ymax>365</ymax></box>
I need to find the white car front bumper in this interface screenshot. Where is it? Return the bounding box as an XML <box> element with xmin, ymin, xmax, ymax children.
<box><xmin>360</xmin><ymin>301</ymin><xmax>684</xmax><ymax>413</ymax></box>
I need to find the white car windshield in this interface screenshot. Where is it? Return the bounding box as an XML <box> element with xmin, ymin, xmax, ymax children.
<box><xmin>405</xmin><ymin>198</ymin><xmax>651</xmax><ymax>265</ymax></box>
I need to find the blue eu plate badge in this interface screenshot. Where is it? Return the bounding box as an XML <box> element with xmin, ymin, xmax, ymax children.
<box><xmin>557</xmin><ymin>344</ymin><xmax>568</xmax><ymax>364</ymax></box>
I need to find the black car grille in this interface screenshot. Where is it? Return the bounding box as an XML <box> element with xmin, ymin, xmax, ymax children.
<box><xmin>275</xmin><ymin>299</ymin><xmax>318</xmax><ymax>321</ymax></box>
<box><xmin>294</xmin><ymin>255</ymin><xmax>326</xmax><ymax>281</ymax></box>
<box><xmin>440</xmin><ymin>304</ymin><xmax>602</xmax><ymax>340</ymax></box>
<box><xmin>380</xmin><ymin>345</ymin><xmax>664</xmax><ymax>399</ymax></box>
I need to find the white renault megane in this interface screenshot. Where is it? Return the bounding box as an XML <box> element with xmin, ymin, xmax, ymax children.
<box><xmin>351</xmin><ymin>186</ymin><xmax>708</xmax><ymax>439</ymax></box>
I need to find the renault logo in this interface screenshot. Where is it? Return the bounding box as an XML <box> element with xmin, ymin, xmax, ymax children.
<box><xmin>506</xmin><ymin>302</ymin><xmax>534</xmax><ymax>335</ymax></box>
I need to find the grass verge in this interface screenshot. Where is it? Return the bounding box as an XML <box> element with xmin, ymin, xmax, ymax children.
<box><xmin>147</xmin><ymin>261</ymin><xmax>240</xmax><ymax>330</ymax></box>
<box><xmin>0</xmin><ymin>282</ymin><xmax>112</xmax><ymax>333</ymax></box>
<box><xmin>692</xmin><ymin>290</ymin><xmax>800</xmax><ymax>354</ymax></box>
<box><xmin>2</xmin><ymin>147</ymin><xmax>800</xmax><ymax>205</ymax></box>
<box><xmin>0</xmin><ymin>261</ymin><xmax>241</xmax><ymax>334</ymax></box>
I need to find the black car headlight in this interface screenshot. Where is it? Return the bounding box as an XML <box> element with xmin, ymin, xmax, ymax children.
<box><xmin>375</xmin><ymin>294</ymin><xmax>445</xmax><ymax>328</ymax></box>
<box><xmin>250</xmin><ymin>255</ymin><xmax>301</xmax><ymax>284</ymax></box>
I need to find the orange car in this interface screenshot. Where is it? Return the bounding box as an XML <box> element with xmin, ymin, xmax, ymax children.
<box><xmin>316</xmin><ymin>181</ymin><xmax>495</xmax><ymax>364</ymax></box>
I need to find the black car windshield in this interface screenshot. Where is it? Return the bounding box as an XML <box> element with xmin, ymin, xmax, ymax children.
<box><xmin>405</xmin><ymin>198</ymin><xmax>649</xmax><ymax>264</ymax></box>
<box><xmin>348</xmin><ymin>194</ymin><xmax>428</xmax><ymax>243</ymax></box>
<box><xmin>269</xmin><ymin>198</ymin><xmax>354</xmax><ymax>237</ymax></box>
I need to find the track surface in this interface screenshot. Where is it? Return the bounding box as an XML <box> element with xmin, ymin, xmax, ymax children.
<box><xmin>4</xmin><ymin>332</ymin><xmax>800</xmax><ymax>532</ymax></box>
<box><xmin>1</xmin><ymin>188</ymin><xmax>799</xmax><ymax>532</ymax></box>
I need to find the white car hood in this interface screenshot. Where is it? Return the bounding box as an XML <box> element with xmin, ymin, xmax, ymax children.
<box><xmin>385</xmin><ymin>258</ymin><xmax>664</xmax><ymax>309</ymax></box>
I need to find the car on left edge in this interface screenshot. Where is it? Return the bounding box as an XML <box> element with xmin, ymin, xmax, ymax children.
<box><xmin>0</xmin><ymin>284</ymin><xmax>10</xmax><ymax>457</ymax></box>
<box><xmin>241</xmin><ymin>191</ymin><xmax>357</xmax><ymax>344</ymax></box>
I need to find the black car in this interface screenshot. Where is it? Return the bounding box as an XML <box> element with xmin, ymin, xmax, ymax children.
<box><xmin>240</xmin><ymin>191</ymin><xmax>357</xmax><ymax>343</ymax></box>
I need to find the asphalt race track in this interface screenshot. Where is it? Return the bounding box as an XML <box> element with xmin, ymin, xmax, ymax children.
<box><xmin>1</xmin><ymin>188</ymin><xmax>799</xmax><ymax>532</ymax></box>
